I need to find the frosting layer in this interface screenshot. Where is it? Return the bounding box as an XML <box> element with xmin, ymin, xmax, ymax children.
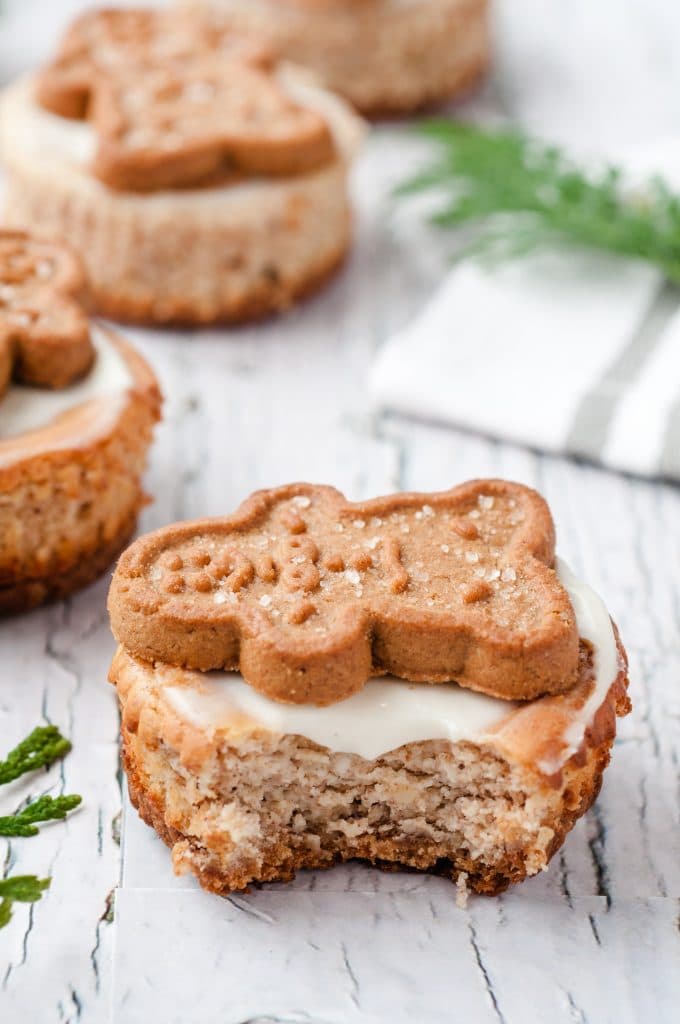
<box><xmin>0</xmin><ymin>326</ymin><xmax>136</xmax><ymax>471</ymax></box>
<box><xmin>167</xmin><ymin>670</ymin><xmax>511</xmax><ymax>758</ymax></box>
<box><xmin>0</xmin><ymin>325</ymin><xmax>132</xmax><ymax>440</ymax></box>
<box><xmin>164</xmin><ymin>558</ymin><xmax>619</xmax><ymax>765</ymax></box>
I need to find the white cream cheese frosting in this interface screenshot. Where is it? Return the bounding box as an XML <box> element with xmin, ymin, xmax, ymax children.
<box><xmin>550</xmin><ymin>558</ymin><xmax>619</xmax><ymax>767</ymax></box>
<box><xmin>164</xmin><ymin>559</ymin><xmax>620</xmax><ymax>766</ymax></box>
<box><xmin>0</xmin><ymin>326</ymin><xmax>132</xmax><ymax>441</ymax></box>
<box><xmin>167</xmin><ymin>670</ymin><xmax>511</xmax><ymax>758</ymax></box>
<box><xmin>0</xmin><ymin>326</ymin><xmax>136</xmax><ymax>472</ymax></box>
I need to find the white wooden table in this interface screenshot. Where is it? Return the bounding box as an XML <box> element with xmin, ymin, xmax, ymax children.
<box><xmin>2</xmin><ymin>2</ymin><xmax>680</xmax><ymax>1021</ymax></box>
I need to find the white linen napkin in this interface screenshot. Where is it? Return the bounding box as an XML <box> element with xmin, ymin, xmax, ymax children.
<box><xmin>370</xmin><ymin>146</ymin><xmax>680</xmax><ymax>482</ymax></box>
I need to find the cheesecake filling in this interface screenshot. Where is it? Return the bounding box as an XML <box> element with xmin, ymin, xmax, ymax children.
<box><xmin>165</xmin><ymin>558</ymin><xmax>620</xmax><ymax>769</ymax></box>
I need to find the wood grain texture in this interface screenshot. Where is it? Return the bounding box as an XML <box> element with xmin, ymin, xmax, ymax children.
<box><xmin>2</xmin><ymin>0</ymin><xmax>680</xmax><ymax>1021</ymax></box>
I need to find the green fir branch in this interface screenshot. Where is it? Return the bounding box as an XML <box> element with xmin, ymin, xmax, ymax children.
<box><xmin>0</xmin><ymin>726</ymin><xmax>80</xmax><ymax>932</ymax></box>
<box><xmin>397</xmin><ymin>120</ymin><xmax>680</xmax><ymax>281</ymax></box>
<box><xmin>0</xmin><ymin>794</ymin><xmax>82</xmax><ymax>837</ymax></box>
<box><xmin>0</xmin><ymin>875</ymin><xmax>51</xmax><ymax>929</ymax></box>
<box><xmin>0</xmin><ymin>726</ymin><xmax>72</xmax><ymax>785</ymax></box>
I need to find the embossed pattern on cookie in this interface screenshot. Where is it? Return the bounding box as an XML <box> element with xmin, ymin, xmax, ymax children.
<box><xmin>108</xmin><ymin>480</ymin><xmax>580</xmax><ymax>705</ymax></box>
<box><xmin>0</xmin><ymin>231</ymin><xmax>94</xmax><ymax>396</ymax></box>
<box><xmin>36</xmin><ymin>8</ymin><xmax>336</xmax><ymax>191</ymax></box>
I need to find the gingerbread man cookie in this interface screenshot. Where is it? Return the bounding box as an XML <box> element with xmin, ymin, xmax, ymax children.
<box><xmin>36</xmin><ymin>8</ymin><xmax>334</xmax><ymax>191</ymax></box>
<box><xmin>108</xmin><ymin>480</ymin><xmax>579</xmax><ymax>704</ymax></box>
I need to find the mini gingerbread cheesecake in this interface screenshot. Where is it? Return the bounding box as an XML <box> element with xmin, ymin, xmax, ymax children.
<box><xmin>0</xmin><ymin>8</ymin><xmax>364</xmax><ymax>325</ymax></box>
<box><xmin>108</xmin><ymin>481</ymin><xmax>630</xmax><ymax>896</ymax></box>
<box><xmin>180</xmin><ymin>0</ymin><xmax>490</xmax><ymax>114</ymax></box>
<box><xmin>0</xmin><ymin>230</ymin><xmax>161</xmax><ymax>614</ymax></box>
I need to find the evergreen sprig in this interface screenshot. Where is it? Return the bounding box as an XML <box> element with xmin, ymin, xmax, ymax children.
<box><xmin>0</xmin><ymin>726</ymin><xmax>72</xmax><ymax>785</ymax></box>
<box><xmin>397</xmin><ymin>120</ymin><xmax>680</xmax><ymax>281</ymax></box>
<box><xmin>0</xmin><ymin>726</ymin><xmax>82</xmax><ymax>930</ymax></box>
<box><xmin>0</xmin><ymin>794</ymin><xmax>82</xmax><ymax>837</ymax></box>
<box><xmin>0</xmin><ymin>875</ymin><xmax>51</xmax><ymax>929</ymax></box>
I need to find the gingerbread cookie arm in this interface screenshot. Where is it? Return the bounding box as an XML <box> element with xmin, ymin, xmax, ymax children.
<box><xmin>6</xmin><ymin>303</ymin><xmax>93</xmax><ymax>389</ymax></box>
<box><xmin>0</xmin><ymin>232</ymin><xmax>94</xmax><ymax>390</ymax></box>
<box><xmin>36</xmin><ymin>58</ymin><xmax>93</xmax><ymax>120</ymax></box>
<box><xmin>109</xmin><ymin>481</ymin><xmax>579</xmax><ymax>705</ymax></box>
<box><xmin>34</xmin><ymin>9</ymin><xmax>96</xmax><ymax>119</ymax></box>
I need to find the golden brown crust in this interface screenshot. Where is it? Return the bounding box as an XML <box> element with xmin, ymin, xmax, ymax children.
<box><xmin>0</xmin><ymin>230</ymin><xmax>94</xmax><ymax>395</ymax></box>
<box><xmin>36</xmin><ymin>7</ymin><xmax>335</xmax><ymax>192</ymax></box>
<box><xmin>108</xmin><ymin>480</ymin><xmax>579</xmax><ymax>704</ymax></box>
<box><xmin>0</xmin><ymin>509</ymin><xmax>138</xmax><ymax>615</ymax></box>
<box><xmin>80</xmin><ymin>237</ymin><xmax>349</xmax><ymax>328</ymax></box>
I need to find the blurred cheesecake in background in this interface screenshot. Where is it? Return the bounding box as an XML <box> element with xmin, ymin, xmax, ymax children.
<box><xmin>0</xmin><ymin>229</ymin><xmax>160</xmax><ymax>614</ymax></box>
<box><xmin>178</xmin><ymin>0</ymin><xmax>490</xmax><ymax>114</ymax></box>
<box><xmin>0</xmin><ymin>7</ymin><xmax>364</xmax><ymax>326</ymax></box>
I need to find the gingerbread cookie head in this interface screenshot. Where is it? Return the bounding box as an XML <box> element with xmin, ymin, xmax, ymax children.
<box><xmin>109</xmin><ymin>480</ymin><xmax>580</xmax><ymax>706</ymax></box>
<box><xmin>35</xmin><ymin>8</ymin><xmax>336</xmax><ymax>191</ymax></box>
<box><xmin>36</xmin><ymin>8</ymin><xmax>273</xmax><ymax>119</ymax></box>
<box><xmin>0</xmin><ymin>231</ymin><xmax>94</xmax><ymax>397</ymax></box>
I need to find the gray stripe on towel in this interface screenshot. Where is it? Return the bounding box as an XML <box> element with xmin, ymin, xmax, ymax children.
<box><xmin>566</xmin><ymin>280</ymin><xmax>680</xmax><ymax>462</ymax></box>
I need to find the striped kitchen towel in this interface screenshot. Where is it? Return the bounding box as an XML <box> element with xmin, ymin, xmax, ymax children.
<box><xmin>370</xmin><ymin>148</ymin><xmax>680</xmax><ymax>482</ymax></box>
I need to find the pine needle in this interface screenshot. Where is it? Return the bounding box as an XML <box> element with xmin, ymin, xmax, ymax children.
<box><xmin>397</xmin><ymin>120</ymin><xmax>680</xmax><ymax>281</ymax></box>
<box><xmin>0</xmin><ymin>875</ymin><xmax>51</xmax><ymax>929</ymax></box>
<box><xmin>0</xmin><ymin>794</ymin><xmax>82</xmax><ymax>837</ymax></box>
<box><xmin>0</xmin><ymin>728</ymin><xmax>78</xmax><ymax>931</ymax></box>
<box><xmin>0</xmin><ymin>726</ymin><xmax>72</xmax><ymax>785</ymax></box>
